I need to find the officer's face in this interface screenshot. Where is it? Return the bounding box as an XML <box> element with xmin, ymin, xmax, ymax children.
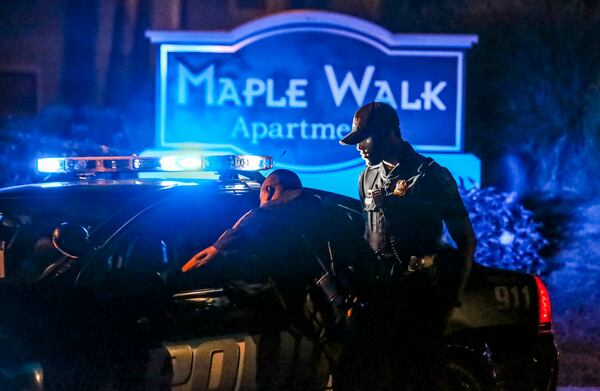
<box><xmin>357</xmin><ymin>136</ymin><xmax>384</xmax><ymax>166</ymax></box>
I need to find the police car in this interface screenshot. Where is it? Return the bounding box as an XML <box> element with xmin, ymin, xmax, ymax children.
<box><xmin>0</xmin><ymin>154</ymin><xmax>557</xmax><ymax>390</ymax></box>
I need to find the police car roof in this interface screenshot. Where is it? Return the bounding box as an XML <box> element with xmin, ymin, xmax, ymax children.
<box><xmin>0</xmin><ymin>177</ymin><xmax>260</xmax><ymax>201</ymax></box>
<box><xmin>26</xmin><ymin>154</ymin><xmax>270</xmax><ymax>195</ymax></box>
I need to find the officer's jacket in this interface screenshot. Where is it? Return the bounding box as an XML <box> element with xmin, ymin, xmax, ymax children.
<box><xmin>213</xmin><ymin>191</ymin><xmax>326</xmax><ymax>283</ymax></box>
<box><xmin>359</xmin><ymin>142</ymin><xmax>469</xmax><ymax>258</ymax></box>
<box><xmin>210</xmin><ymin>191</ymin><xmax>376</xmax><ymax>321</ymax></box>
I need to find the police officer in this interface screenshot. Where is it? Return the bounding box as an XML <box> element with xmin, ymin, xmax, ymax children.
<box><xmin>182</xmin><ymin>169</ymin><xmax>330</xmax><ymax>279</ymax></box>
<box><xmin>340</xmin><ymin>101</ymin><xmax>477</xmax><ymax>389</ymax></box>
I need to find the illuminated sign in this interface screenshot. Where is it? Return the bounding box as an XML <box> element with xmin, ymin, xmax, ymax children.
<box><xmin>147</xmin><ymin>12</ymin><xmax>478</xmax><ymax>174</ymax></box>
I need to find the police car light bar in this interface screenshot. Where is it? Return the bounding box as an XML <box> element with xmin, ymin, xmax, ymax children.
<box><xmin>36</xmin><ymin>155</ymin><xmax>273</xmax><ymax>174</ymax></box>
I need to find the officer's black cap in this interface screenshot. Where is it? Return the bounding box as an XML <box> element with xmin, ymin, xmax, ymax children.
<box><xmin>339</xmin><ymin>101</ymin><xmax>400</xmax><ymax>145</ymax></box>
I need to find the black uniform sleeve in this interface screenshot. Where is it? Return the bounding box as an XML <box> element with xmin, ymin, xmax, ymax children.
<box><xmin>428</xmin><ymin>165</ymin><xmax>473</xmax><ymax>248</ymax></box>
<box><xmin>428</xmin><ymin>164</ymin><xmax>476</xmax><ymax>297</ymax></box>
<box><xmin>213</xmin><ymin>208</ymin><xmax>268</xmax><ymax>258</ymax></box>
<box><xmin>429</xmin><ymin>165</ymin><xmax>469</xmax><ymax>221</ymax></box>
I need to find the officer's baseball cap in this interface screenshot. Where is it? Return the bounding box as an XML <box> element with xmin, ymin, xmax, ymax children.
<box><xmin>339</xmin><ymin>101</ymin><xmax>400</xmax><ymax>145</ymax></box>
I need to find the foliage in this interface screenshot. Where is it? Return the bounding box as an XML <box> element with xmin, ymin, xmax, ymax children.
<box><xmin>380</xmin><ymin>0</ymin><xmax>600</xmax><ymax>199</ymax></box>
<box><xmin>0</xmin><ymin>103</ymin><xmax>154</xmax><ymax>186</ymax></box>
<box><xmin>458</xmin><ymin>184</ymin><xmax>550</xmax><ymax>275</ymax></box>
<box><xmin>466</xmin><ymin>0</ymin><xmax>600</xmax><ymax>198</ymax></box>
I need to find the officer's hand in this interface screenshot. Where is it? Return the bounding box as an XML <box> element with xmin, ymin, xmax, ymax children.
<box><xmin>181</xmin><ymin>246</ymin><xmax>218</xmax><ymax>272</ymax></box>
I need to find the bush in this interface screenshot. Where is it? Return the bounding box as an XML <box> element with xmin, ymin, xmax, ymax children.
<box><xmin>0</xmin><ymin>104</ymin><xmax>154</xmax><ymax>187</ymax></box>
<box><xmin>458</xmin><ymin>185</ymin><xmax>549</xmax><ymax>275</ymax></box>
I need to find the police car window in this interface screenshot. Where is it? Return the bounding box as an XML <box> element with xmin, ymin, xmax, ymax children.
<box><xmin>313</xmin><ymin>191</ymin><xmax>364</xmax><ymax>239</ymax></box>
<box><xmin>0</xmin><ymin>196</ymin><xmax>118</xmax><ymax>283</ymax></box>
<box><xmin>94</xmin><ymin>192</ymin><xmax>258</xmax><ymax>278</ymax></box>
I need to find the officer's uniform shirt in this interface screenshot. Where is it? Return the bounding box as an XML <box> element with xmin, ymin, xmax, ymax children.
<box><xmin>214</xmin><ymin>190</ymin><xmax>375</xmax><ymax>283</ymax></box>
<box><xmin>359</xmin><ymin>142</ymin><xmax>469</xmax><ymax>259</ymax></box>
<box><xmin>212</xmin><ymin>190</ymin><xmax>326</xmax><ymax>282</ymax></box>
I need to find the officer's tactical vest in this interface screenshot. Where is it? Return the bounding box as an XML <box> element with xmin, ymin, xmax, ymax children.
<box><xmin>359</xmin><ymin>156</ymin><xmax>448</xmax><ymax>257</ymax></box>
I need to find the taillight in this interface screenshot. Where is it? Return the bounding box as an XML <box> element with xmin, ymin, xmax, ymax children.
<box><xmin>535</xmin><ymin>276</ymin><xmax>552</xmax><ymax>333</ymax></box>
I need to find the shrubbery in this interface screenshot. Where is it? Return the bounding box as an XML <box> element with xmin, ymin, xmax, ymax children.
<box><xmin>0</xmin><ymin>104</ymin><xmax>153</xmax><ymax>186</ymax></box>
<box><xmin>459</xmin><ymin>185</ymin><xmax>549</xmax><ymax>275</ymax></box>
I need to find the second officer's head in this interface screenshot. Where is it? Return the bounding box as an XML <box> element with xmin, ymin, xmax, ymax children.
<box><xmin>259</xmin><ymin>169</ymin><xmax>302</xmax><ymax>207</ymax></box>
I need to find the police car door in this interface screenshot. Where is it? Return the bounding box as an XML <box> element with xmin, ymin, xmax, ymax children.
<box><xmin>148</xmin><ymin>192</ymin><xmax>261</xmax><ymax>391</ymax></box>
<box><xmin>143</xmin><ymin>192</ymin><xmax>332</xmax><ymax>391</ymax></box>
<box><xmin>89</xmin><ymin>190</ymin><xmax>331</xmax><ymax>390</ymax></box>
<box><xmin>80</xmin><ymin>189</ymin><xmax>256</xmax><ymax>390</ymax></box>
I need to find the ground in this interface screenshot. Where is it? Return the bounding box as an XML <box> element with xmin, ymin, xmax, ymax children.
<box><xmin>545</xmin><ymin>200</ymin><xmax>600</xmax><ymax>387</ymax></box>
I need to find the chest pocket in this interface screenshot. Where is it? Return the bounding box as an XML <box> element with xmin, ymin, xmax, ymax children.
<box><xmin>382</xmin><ymin>166</ymin><xmax>443</xmax><ymax>243</ymax></box>
<box><xmin>387</xmin><ymin>158</ymin><xmax>440</xmax><ymax>207</ymax></box>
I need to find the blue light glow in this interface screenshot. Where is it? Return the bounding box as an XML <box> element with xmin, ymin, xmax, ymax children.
<box><xmin>158</xmin><ymin>154</ymin><xmax>273</xmax><ymax>172</ymax></box>
<box><xmin>37</xmin><ymin>158</ymin><xmax>65</xmax><ymax>173</ymax></box>
<box><xmin>35</xmin><ymin>154</ymin><xmax>271</xmax><ymax>176</ymax></box>
<box><xmin>149</xmin><ymin>11</ymin><xmax>475</xmax><ymax>176</ymax></box>
<box><xmin>146</xmin><ymin>11</ymin><xmax>479</xmax><ymax>199</ymax></box>
<box><xmin>236</xmin><ymin>155</ymin><xmax>272</xmax><ymax>171</ymax></box>
<box><xmin>179</xmin><ymin>157</ymin><xmax>204</xmax><ymax>170</ymax></box>
<box><xmin>297</xmin><ymin>153</ymin><xmax>480</xmax><ymax>198</ymax></box>
<box><xmin>159</xmin><ymin>156</ymin><xmax>184</xmax><ymax>171</ymax></box>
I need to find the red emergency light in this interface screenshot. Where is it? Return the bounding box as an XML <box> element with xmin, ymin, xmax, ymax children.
<box><xmin>535</xmin><ymin>276</ymin><xmax>552</xmax><ymax>333</ymax></box>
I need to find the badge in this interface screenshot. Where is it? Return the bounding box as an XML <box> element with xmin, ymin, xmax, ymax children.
<box><xmin>393</xmin><ymin>179</ymin><xmax>409</xmax><ymax>196</ymax></box>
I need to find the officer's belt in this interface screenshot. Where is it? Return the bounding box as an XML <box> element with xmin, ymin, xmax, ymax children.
<box><xmin>377</xmin><ymin>253</ymin><xmax>437</xmax><ymax>274</ymax></box>
<box><xmin>406</xmin><ymin>254</ymin><xmax>437</xmax><ymax>272</ymax></box>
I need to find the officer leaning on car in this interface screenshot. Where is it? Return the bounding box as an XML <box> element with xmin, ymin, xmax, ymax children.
<box><xmin>182</xmin><ymin>169</ymin><xmax>378</xmax><ymax>391</ymax></box>
<box><xmin>340</xmin><ymin>101</ymin><xmax>477</xmax><ymax>390</ymax></box>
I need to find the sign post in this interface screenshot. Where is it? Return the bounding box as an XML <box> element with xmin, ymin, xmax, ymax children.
<box><xmin>147</xmin><ymin>11</ymin><xmax>479</xmax><ymax>197</ymax></box>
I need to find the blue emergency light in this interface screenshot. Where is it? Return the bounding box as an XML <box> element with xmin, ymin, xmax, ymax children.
<box><xmin>36</xmin><ymin>154</ymin><xmax>273</xmax><ymax>174</ymax></box>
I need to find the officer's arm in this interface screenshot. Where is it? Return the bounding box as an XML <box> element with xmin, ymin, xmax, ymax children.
<box><xmin>182</xmin><ymin>210</ymin><xmax>262</xmax><ymax>273</ymax></box>
<box><xmin>434</xmin><ymin>168</ymin><xmax>476</xmax><ymax>264</ymax></box>
<box><xmin>432</xmin><ymin>169</ymin><xmax>476</xmax><ymax>302</ymax></box>
<box><xmin>445</xmin><ymin>212</ymin><xmax>476</xmax><ymax>264</ymax></box>
<box><xmin>213</xmin><ymin>209</ymin><xmax>267</xmax><ymax>259</ymax></box>
<box><xmin>443</xmin><ymin>212</ymin><xmax>476</xmax><ymax>301</ymax></box>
